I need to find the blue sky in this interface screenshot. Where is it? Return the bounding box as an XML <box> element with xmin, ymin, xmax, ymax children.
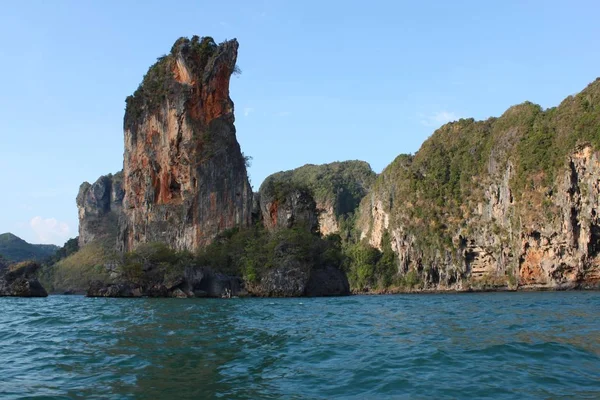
<box><xmin>1</xmin><ymin>0</ymin><xmax>599</xmax><ymax>245</ymax></box>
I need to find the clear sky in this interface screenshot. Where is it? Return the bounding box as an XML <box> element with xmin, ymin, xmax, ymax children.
<box><xmin>1</xmin><ymin>0</ymin><xmax>599</xmax><ymax>245</ymax></box>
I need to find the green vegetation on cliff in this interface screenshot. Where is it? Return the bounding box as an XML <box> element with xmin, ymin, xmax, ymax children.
<box><xmin>124</xmin><ymin>36</ymin><xmax>220</xmax><ymax>133</ymax></box>
<box><xmin>256</xmin><ymin>161</ymin><xmax>405</xmax><ymax>291</ymax></box>
<box><xmin>38</xmin><ymin>226</ymin><xmax>347</xmax><ymax>294</ymax></box>
<box><xmin>358</xmin><ymin>77</ymin><xmax>600</xmax><ymax>290</ymax></box>
<box><xmin>407</xmin><ymin>79</ymin><xmax>599</xmax><ymax>217</ymax></box>
<box><xmin>124</xmin><ymin>35</ymin><xmax>241</xmax><ymax>137</ymax></box>
<box><xmin>38</xmin><ymin>241</ymin><xmax>116</xmax><ymax>293</ymax></box>
<box><xmin>195</xmin><ymin>225</ymin><xmax>344</xmax><ymax>283</ymax></box>
<box><xmin>261</xmin><ymin>161</ymin><xmax>376</xmax><ymax>215</ymax></box>
<box><xmin>47</xmin><ymin>238</ymin><xmax>80</xmax><ymax>264</ymax></box>
<box><xmin>344</xmin><ymin>232</ymin><xmax>409</xmax><ymax>291</ymax></box>
<box><xmin>118</xmin><ymin>242</ymin><xmax>193</xmax><ymax>288</ymax></box>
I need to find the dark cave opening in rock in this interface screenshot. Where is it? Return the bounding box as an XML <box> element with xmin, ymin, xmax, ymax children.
<box><xmin>571</xmin><ymin>207</ymin><xmax>581</xmax><ymax>248</ymax></box>
<box><xmin>588</xmin><ymin>224</ymin><xmax>600</xmax><ymax>258</ymax></box>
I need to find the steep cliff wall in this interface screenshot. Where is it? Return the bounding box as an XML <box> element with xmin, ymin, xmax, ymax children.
<box><xmin>76</xmin><ymin>172</ymin><xmax>124</xmax><ymax>247</ymax></box>
<box><xmin>119</xmin><ymin>36</ymin><xmax>252</xmax><ymax>251</ymax></box>
<box><xmin>358</xmin><ymin>79</ymin><xmax>600</xmax><ymax>291</ymax></box>
<box><xmin>258</xmin><ymin>161</ymin><xmax>375</xmax><ymax>235</ymax></box>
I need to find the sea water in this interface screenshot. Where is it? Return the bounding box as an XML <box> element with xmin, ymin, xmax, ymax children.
<box><xmin>1</xmin><ymin>292</ymin><xmax>599</xmax><ymax>399</ymax></box>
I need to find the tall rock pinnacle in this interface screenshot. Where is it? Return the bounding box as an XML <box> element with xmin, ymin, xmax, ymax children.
<box><xmin>119</xmin><ymin>36</ymin><xmax>252</xmax><ymax>251</ymax></box>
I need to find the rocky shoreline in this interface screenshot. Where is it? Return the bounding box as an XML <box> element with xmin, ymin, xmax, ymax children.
<box><xmin>0</xmin><ymin>261</ymin><xmax>48</xmax><ymax>298</ymax></box>
<box><xmin>352</xmin><ymin>283</ymin><xmax>600</xmax><ymax>296</ymax></box>
<box><xmin>86</xmin><ymin>264</ymin><xmax>350</xmax><ymax>299</ymax></box>
<box><xmin>43</xmin><ymin>284</ymin><xmax>600</xmax><ymax>298</ymax></box>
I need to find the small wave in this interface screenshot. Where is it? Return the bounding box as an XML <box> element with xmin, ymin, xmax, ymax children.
<box><xmin>0</xmin><ymin>292</ymin><xmax>598</xmax><ymax>399</ymax></box>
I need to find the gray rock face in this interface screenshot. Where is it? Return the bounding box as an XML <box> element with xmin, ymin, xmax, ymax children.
<box><xmin>85</xmin><ymin>259</ymin><xmax>349</xmax><ymax>298</ymax></box>
<box><xmin>305</xmin><ymin>266</ymin><xmax>350</xmax><ymax>297</ymax></box>
<box><xmin>0</xmin><ymin>261</ymin><xmax>48</xmax><ymax>297</ymax></box>
<box><xmin>76</xmin><ymin>172</ymin><xmax>124</xmax><ymax>248</ymax></box>
<box><xmin>86</xmin><ymin>268</ymin><xmax>244</xmax><ymax>298</ymax></box>
<box><xmin>197</xmin><ymin>272</ymin><xmax>244</xmax><ymax>297</ymax></box>
<box><xmin>247</xmin><ymin>264</ymin><xmax>350</xmax><ymax>297</ymax></box>
<box><xmin>246</xmin><ymin>241</ymin><xmax>350</xmax><ymax>297</ymax></box>
<box><xmin>87</xmin><ymin>281</ymin><xmax>141</xmax><ymax>298</ymax></box>
<box><xmin>516</xmin><ymin>145</ymin><xmax>600</xmax><ymax>288</ymax></box>
<box><xmin>258</xmin><ymin>184</ymin><xmax>318</xmax><ymax>232</ymax></box>
<box><xmin>250</xmin><ymin>263</ymin><xmax>311</xmax><ymax>297</ymax></box>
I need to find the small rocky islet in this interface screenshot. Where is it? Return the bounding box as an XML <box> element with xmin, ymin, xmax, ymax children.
<box><xmin>0</xmin><ymin>258</ymin><xmax>47</xmax><ymax>297</ymax></box>
<box><xmin>4</xmin><ymin>34</ymin><xmax>600</xmax><ymax>297</ymax></box>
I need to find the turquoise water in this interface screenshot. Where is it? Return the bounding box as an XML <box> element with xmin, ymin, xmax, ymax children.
<box><xmin>1</xmin><ymin>292</ymin><xmax>599</xmax><ymax>399</ymax></box>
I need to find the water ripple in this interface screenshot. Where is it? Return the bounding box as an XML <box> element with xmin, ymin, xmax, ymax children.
<box><xmin>0</xmin><ymin>292</ymin><xmax>599</xmax><ymax>399</ymax></box>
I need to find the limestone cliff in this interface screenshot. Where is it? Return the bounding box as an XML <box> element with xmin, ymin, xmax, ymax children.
<box><xmin>358</xmin><ymin>79</ymin><xmax>600</xmax><ymax>291</ymax></box>
<box><xmin>76</xmin><ymin>172</ymin><xmax>124</xmax><ymax>247</ymax></box>
<box><xmin>77</xmin><ymin>37</ymin><xmax>251</xmax><ymax>252</ymax></box>
<box><xmin>114</xmin><ymin>36</ymin><xmax>251</xmax><ymax>251</ymax></box>
<box><xmin>117</xmin><ymin>37</ymin><xmax>251</xmax><ymax>251</ymax></box>
<box><xmin>258</xmin><ymin>161</ymin><xmax>375</xmax><ymax>235</ymax></box>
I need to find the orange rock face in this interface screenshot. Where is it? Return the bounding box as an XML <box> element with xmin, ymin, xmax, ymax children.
<box><xmin>519</xmin><ymin>247</ymin><xmax>547</xmax><ymax>285</ymax></box>
<box><xmin>119</xmin><ymin>37</ymin><xmax>252</xmax><ymax>252</ymax></box>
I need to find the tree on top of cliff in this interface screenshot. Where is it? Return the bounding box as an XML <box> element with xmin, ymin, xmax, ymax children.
<box><xmin>259</xmin><ymin>160</ymin><xmax>376</xmax><ymax>216</ymax></box>
<box><xmin>124</xmin><ymin>36</ymin><xmax>235</xmax><ymax>135</ymax></box>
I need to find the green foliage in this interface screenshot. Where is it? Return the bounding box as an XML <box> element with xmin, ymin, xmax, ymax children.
<box><xmin>0</xmin><ymin>233</ymin><xmax>59</xmax><ymax>262</ymax></box>
<box><xmin>196</xmin><ymin>226</ymin><xmax>344</xmax><ymax>281</ymax></box>
<box><xmin>363</xmin><ymin>78</ymin><xmax>600</xmax><ymax>274</ymax></box>
<box><xmin>337</xmin><ymin>212</ymin><xmax>359</xmax><ymax>242</ymax></box>
<box><xmin>344</xmin><ymin>241</ymin><xmax>381</xmax><ymax>290</ymax></box>
<box><xmin>38</xmin><ymin>242</ymin><xmax>116</xmax><ymax>293</ymax></box>
<box><xmin>507</xmin><ymin>268</ymin><xmax>518</xmax><ymax>288</ymax></box>
<box><xmin>376</xmin><ymin>232</ymin><xmax>398</xmax><ymax>288</ymax></box>
<box><xmin>260</xmin><ymin>161</ymin><xmax>376</xmax><ymax>217</ymax></box>
<box><xmin>8</xmin><ymin>260</ymin><xmax>40</xmax><ymax>274</ymax></box>
<box><xmin>398</xmin><ymin>269</ymin><xmax>421</xmax><ymax>289</ymax></box>
<box><xmin>185</xmin><ymin>36</ymin><xmax>218</xmax><ymax>77</ymax></box>
<box><xmin>124</xmin><ymin>36</ymin><xmax>222</xmax><ymax>134</ymax></box>
<box><xmin>46</xmin><ymin>237</ymin><xmax>79</xmax><ymax>264</ymax></box>
<box><xmin>239</xmin><ymin>230</ymin><xmax>270</xmax><ymax>282</ymax></box>
<box><xmin>343</xmin><ymin>232</ymin><xmax>399</xmax><ymax>291</ymax></box>
<box><xmin>196</xmin><ymin>227</ymin><xmax>262</xmax><ymax>276</ymax></box>
<box><xmin>242</xmin><ymin>153</ymin><xmax>252</xmax><ymax>168</ymax></box>
<box><xmin>124</xmin><ymin>54</ymin><xmax>173</xmax><ymax>132</ymax></box>
<box><xmin>121</xmin><ymin>242</ymin><xmax>194</xmax><ymax>286</ymax></box>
